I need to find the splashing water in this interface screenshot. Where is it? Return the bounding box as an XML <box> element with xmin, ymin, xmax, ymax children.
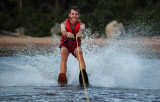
<box><xmin>0</xmin><ymin>29</ymin><xmax>160</xmax><ymax>89</ymax></box>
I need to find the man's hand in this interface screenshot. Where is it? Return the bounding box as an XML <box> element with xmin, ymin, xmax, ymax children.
<box><xmin>76</xmin><ymin>33</ymin><xmax>82</xmax><ymax>38</ymax></box>
<box><xmin>67</xmin><ymin>32</ymin><xmax>74</xmax><ymax>38</ymax></box>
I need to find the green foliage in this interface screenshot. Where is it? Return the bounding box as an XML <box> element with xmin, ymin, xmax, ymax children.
<box><xmin>0</xmin><ymin>0</ymin><xmax>159</xmax><ymax>37</ymax></box>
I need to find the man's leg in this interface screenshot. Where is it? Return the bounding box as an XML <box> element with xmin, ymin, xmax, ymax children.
<box><xmin>75</xmin><ymin>47</ymin><xmax>86</xmax><ymax>70</ymax></box>
<box><xmin>58</xmin><ymin>47</ymin><xmax>69</xmax><ymax>86</ymax></box>
<box><xmin>75</xmin><ymin>47</ymin><xmax>89</xmax><ymax>86</ymax></box>
<box><xmin>60</xmin><ymin>47</ymin><xmax>69</xmax><ymax>73</ymax></box>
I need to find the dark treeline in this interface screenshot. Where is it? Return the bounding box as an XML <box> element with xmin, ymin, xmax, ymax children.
<box><xmin>0</xmin><ymin>0</ymin><xmax>160</xmax><ymax>37</ymax></box>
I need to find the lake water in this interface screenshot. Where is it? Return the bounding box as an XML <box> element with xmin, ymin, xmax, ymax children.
<box><xmin>0</xmin><ymin>37</ymin><xmax>160</xmax><ymax>101</ymax></box>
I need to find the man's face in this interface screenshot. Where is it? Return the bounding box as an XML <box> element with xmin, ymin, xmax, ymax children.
<box><xmin>69</xmin><ymin>9</ymin><xmax>80</xmax><ymax>22</ymax></box>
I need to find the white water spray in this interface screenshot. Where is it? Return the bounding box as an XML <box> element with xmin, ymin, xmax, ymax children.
<box><xmin>0</xmin><ymin>29</ymin><xmax>160</xmax><ymax>89</ymax></box>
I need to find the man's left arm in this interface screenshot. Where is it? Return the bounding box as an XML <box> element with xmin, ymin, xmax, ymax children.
<box><xmin>76</xmin><ymin>23</ymin><xmax>85</xmax><ymax>37</ymax></box>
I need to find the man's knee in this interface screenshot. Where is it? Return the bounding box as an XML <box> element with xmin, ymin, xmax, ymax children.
<box><xmin>79</xmin><ymin>50</ymin><xmax>83</xmax><ymax>55</ymax></box>
<box><xmin>76</xmin><ymin>48</ymin><xmax>83</xmax><ymax>56</ymax></box>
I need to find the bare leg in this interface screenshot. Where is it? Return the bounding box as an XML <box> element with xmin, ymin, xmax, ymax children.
<box><xmin>75</xmin><ymin>47</ymin><xmax>86</xmax><ymax>70</ymax></box>
<box><xmin>60</xmin><ymin>47</ymin><xmax>69</xmax><ymax>73</ymax></box>
<box><xmin>76</xmin><ymin>47</ymin><xmax>89</xmax><ymax>86</ymax></box>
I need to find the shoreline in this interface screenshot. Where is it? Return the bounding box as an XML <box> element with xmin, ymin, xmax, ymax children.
<box><xmin>0</xmin><ymin>35</ymin><xmax>160</xmax><ymax>57</ymax></box>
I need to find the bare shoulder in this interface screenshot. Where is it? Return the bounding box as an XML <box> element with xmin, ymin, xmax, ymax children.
<box><xmin>60</xmin><ymin>21</ymin><xmax>66</xmax><ymax>28</ymax></box>
<box><xmin>80</xmin><ymin>22</ymin><xmax>85</xmax><ymax>26</ymax></box>
<box><xmin>80</xmin><ymin>22</ymin><xmax>85</xmax><ymax>29</ymax></box>
<box><xmin>61</xmin><ymin>21</ymin><xmax>66</xmax><ymax>25</ymax></box>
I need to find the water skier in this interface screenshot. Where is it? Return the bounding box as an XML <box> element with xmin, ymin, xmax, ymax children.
<box><xmin>58</xmin><ymin>6</ymin><xmax>89</xmax><ymax>86</ymax></box>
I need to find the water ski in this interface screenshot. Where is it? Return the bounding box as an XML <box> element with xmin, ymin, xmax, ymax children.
<box><xmin>79</xmin><ymin>69</ymin><xmax>89</xmax><ymax>87</ymax></box>
<box><xmin>58</xmin><ymin>73</ymin><xmax>67</xmax><ymax>86</ymax></box>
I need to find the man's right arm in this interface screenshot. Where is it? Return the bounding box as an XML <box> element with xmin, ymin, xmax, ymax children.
<box><xmin>61</xmin><ymin>22</ymin><xmax>68</xmax><ymax>36</ymax></box>
<box><xmin>61</xmin><ymin>21</ymin><xmax>73</xmax><ymax>37</ymax></box>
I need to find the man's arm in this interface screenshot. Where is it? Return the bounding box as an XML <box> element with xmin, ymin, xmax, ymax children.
<box><xmin>77</xmin><ymin>23</ymin><xmax>85</xmax><ymax>37</ymax></box>
<box><xmin>61</xmin><ymin>21</ymin><xmax>74</xmax><ymax>37</ymax></box>
<box><xmin>61</xmin><ymin>21</ymin><xmax>67</xmax><ymax>36</ymax></box>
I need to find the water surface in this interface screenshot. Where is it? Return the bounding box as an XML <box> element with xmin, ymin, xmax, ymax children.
<box><xmin>0</xmin><ymin>37</ymin><xmax>160</xmax><ymax>101</ymax></box>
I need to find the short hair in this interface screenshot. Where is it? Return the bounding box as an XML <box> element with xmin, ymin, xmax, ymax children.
<box><xmin>69</xmin><ymin>6</ymin><xmax>80</xmax><ymax>14</ymax></box>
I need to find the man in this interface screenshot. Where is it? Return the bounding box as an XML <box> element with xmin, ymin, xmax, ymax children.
<box><xmin>58</xmin><ymin>6</ymin><xmax>89</xmax><ymax>86</ymax></box>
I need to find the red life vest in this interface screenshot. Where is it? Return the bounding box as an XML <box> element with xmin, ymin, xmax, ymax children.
<box><xmin>60</xmin><ymin>18</ymin><xmax>81</xmax><ymax>47</ymax></box>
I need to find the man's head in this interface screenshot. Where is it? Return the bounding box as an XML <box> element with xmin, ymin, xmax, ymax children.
<box><xmin>69</xmin><ymin>6</ymin><xmax>80</xmax><ymax>14</ymax></box>
<box><xmin>69</xmin><ymin>6</ymin><xmax>80</xmax><ymax>22</ymax></box>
